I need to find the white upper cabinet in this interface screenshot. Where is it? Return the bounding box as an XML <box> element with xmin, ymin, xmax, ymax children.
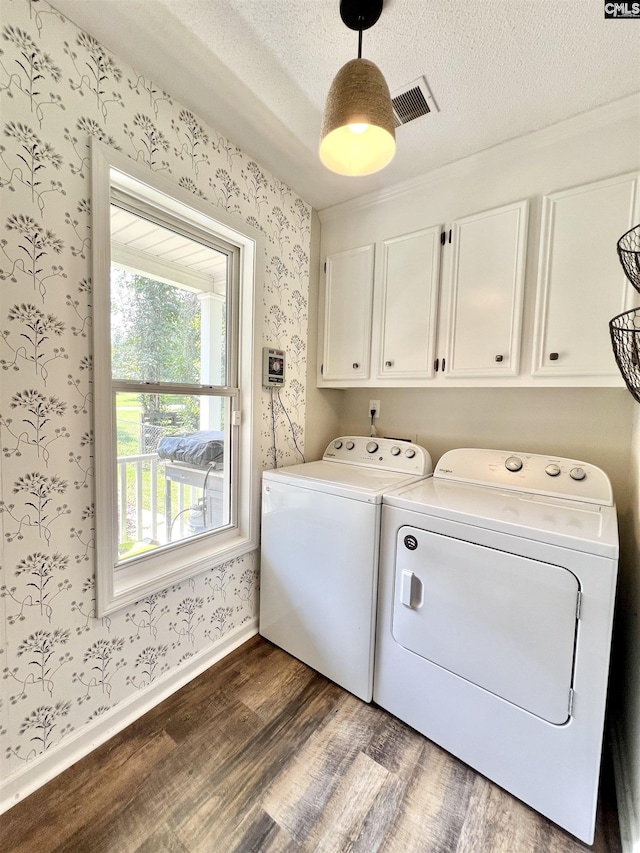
<box><xmin>318</xmin><ymin>171</ymin><xmax>637</xmax><ymax>388</ymax></box>
<box><xmin>319</xmin><ymin>202</ymin><xmax>528</xmax><ymax>387</ymax></box>
<box><xmin>532</xmin><ymin>173</ymin><xmax>640</xmax><ymax>378</ymax></box>
<box><xmin>441</xmin><ymin>200</ymin><xmax>528</xmax><ymax>379</ymax></box>
<box><xmin>321</xmin><ymin>244</ymin><xmax>374</xmax><ymax>381</ymax></box>
<box><xmin>375</xmin><ymin>226</ymin><xmax>442</xmax><ymax>380</ymax></box>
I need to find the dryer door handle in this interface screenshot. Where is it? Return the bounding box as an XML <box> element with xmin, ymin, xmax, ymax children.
<box><xmin>401</xmin><ymin>570</ymin><xmax>415</xmax><ymax>608</ymax></box>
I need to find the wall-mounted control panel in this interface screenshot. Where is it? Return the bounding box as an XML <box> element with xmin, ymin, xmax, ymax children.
<box><xmin>263</xmin><ymin>347</ymin><xmax>286</xmax><ymax>387</ymax></box>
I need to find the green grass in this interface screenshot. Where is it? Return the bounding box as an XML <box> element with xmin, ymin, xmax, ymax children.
<box><xmin>115</xmin><ymin>395</ymin><xmax>187</xmax><ymax>545</ymax></box>
<box><xmin>116</xmin><ymin>391</ymin><xmax>141</xmax><ymax>408</ymax></box>
<box><xmin>116</xmin><ymin>419</ymin><xmax>141</xmax><ymax>457</ymax></box>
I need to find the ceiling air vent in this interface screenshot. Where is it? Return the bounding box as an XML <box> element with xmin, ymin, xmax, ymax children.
<box><xmin>391</xmin><ymin>77</ymin><xmax>437</xmax><ymax>128</ymax></box>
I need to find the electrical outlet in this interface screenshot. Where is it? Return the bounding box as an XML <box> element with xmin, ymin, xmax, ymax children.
<box><xmin>369</xmin><ymin>399</ymin><xmax>380</xmax><ymax>418</ymax></box>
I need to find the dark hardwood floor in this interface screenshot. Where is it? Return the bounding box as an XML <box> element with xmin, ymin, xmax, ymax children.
<box><xmin>1</xmin><ymin>636</ymin><xmax>621</xmax><ymax>853</ymax></box>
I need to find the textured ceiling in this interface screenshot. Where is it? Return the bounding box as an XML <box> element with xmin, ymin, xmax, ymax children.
<box><xmin>51</xmin><ymin>0</ymin><xmax>640</xmax><ymax>210</ymax></box>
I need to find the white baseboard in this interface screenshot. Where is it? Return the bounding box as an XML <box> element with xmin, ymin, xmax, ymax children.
<box><xmin>612</xmin><ymin>720</ymin><xmax>640</xmax><ymax>853</ymax></box>
<box><xmin>0</xmin><ymin>620</ymin><xmax>258</xmax><ymax>816</ymax></box>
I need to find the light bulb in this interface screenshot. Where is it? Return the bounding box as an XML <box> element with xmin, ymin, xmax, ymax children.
<box><xmin>319</xmin><ymin>58</ymin><xmax>396</xmax><ymax>176</ymax></box>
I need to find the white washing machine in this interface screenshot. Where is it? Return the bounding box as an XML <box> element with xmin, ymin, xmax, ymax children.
<box><xmin>374</xmin><ymin>448</ymin><xmax>618</xmax><ymax>844</ymax></box>
<box><xmin>260</xmin><ymin>436</ymin><xmax>432</xmax><ymax>702</ymax></box>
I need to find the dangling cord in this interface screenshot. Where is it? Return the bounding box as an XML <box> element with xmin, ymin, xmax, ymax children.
<box><xmin>269</xmin><ymin>387</ymin><xmax>277</xmax><ymax>468</ymax></box>
<box><xmin>358</xmin><ymin>28</ymin><xmax>363</xmax><ymax>59</ymax></box>
<box><xmin>276</xmin><ymin>389</ymin><xmax>305</xmax><ymax>463</ymax></box>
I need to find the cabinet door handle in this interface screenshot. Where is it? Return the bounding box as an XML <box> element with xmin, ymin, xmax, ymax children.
<box><xmin>434</xmin><ymin>358</ymin><xmax>439</xmax><ymax>372</ymax></box>
<box><xmin>442</xmin><ymin>358</ymin><xmax>445</xmax><ymax>372</ymax></box>
<box><xmin>549</xmin><ymin>352</ymin><xmax>559</xmax><ymax>361</ymax></box>
<box><xmin>352</xmin><ymin>362</ymin><xmax>360</xmax><ymax>369</ymax></box>
<box><xmin>495</xmin><ymin>354</ymin><xmax>503</xmax><ymax>362</ymax></box>
<box><xmin>385</xmin><ymin>360</ymin><xmax>393</xmax><ymax>368</ymax></box>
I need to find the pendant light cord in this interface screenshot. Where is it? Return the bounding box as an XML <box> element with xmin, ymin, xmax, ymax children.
<box><xmin>358</xmin><ymin>29</ymin><xmax>362</xmax><ymax>58</ymax></box>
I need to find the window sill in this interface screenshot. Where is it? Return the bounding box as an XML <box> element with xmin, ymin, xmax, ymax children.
<box><xmin>100</xmin><ymin>529</ymin><xmax>258</xmax><ymax>616</ymax></box>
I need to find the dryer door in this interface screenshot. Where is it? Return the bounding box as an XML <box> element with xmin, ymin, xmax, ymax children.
<box><xmin>392</xmin><ymin>526</ymin><xmax>579</xmax><ymax>724</ymax></box>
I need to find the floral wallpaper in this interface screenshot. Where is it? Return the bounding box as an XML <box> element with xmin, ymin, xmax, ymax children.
<box><xmin>0</xmin><ymin>0</ymin><xmax>311</xmax><ymax>792</ymax></box>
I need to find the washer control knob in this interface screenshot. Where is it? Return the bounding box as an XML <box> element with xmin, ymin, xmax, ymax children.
<box><xmin>570</xmin><ymin>466</ymin><xmax>586</xmax><ymax>481</ymax></box>
<box><xmin>405</xmin><ymin>448</ymin><xmax>416</xmax><ymax>458</ymax></box>
<box><xmin>333</xmin><ymin>439</ymin><xmax>343</xmax><ymax>449</ymax></box>
<box><xmin>390</xmin><ymin>446</ymin><xmax>401</xmax><ymax>456</ymax></box>
<box><xmin>345</xmin><ymin>441</ymin><xmax>355</xmax><ymax>450</ymax></box>
<box><xmin>505</xmin><ymin>456</ymin><xmax>523</xmax><ymax>472</ymax></box>
<box><xmin>545</xmin><ymin>463</ymin><xmax>561</xmax><ymax>477</ymax></box>
<box><xmin>366</xmin><ymin>441</ymin><xmax>378</xmax><ymax>454</ymax></box>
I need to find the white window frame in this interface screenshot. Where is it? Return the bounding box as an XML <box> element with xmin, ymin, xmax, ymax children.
<box><xmin>92</xmin><ymin>139</ymin><xmax>263</xmax><ymax>616</ymax></box>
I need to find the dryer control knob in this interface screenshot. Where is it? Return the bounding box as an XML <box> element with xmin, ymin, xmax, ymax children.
<box><xmin>570</xmin><ymin>466</ymin><xmax>586</xmax><ymax>481</ymax></box>
<box><xmin>545</xmin><ymin>463</ymin><xmax>561</xmax><ymax>477</ymax></box>
<box><xmin>345</xmin><ymin>441</ymin><xmax>355</xmax><ymax>450</ymax></box>
<box><xmin>333</xmin><ymin>439</ymin><xmax>343</xmax><ymax>449</ymax></box>
<box><xmin>405</xmin><ymin>448</ymin><xmax>416</xmax><ymax>458</ymax></box>
<box><xmin>366</xmin><ymin>441</ymin><xmax>378</xmax><ymax>453</ymax></box>
<box><xmin>390</xmin><ymin>446</ymin><xmax>401</xmax><ymax>456</ymax></box>
<box><xmin>505</xmin><ymin>456</ymin><xmax>523</xmax><ymax>472</ymax></box>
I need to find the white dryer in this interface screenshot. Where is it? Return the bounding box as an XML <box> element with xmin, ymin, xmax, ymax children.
<box><xmin>260</xmin><ymin>436</ymin><xmax>432</xmax><ymax>702</ymax></box>
<box><xmin>374</xmin><ymin>448</ymin><xmax>618</xmax><ymax>844</ymax></box>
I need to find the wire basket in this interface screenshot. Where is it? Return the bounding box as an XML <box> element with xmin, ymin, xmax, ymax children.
<box><xmin>610</xmin><ymin>308</ymin><xmax>640</xmax><ymax>403</ymax></box>
<box><xmin>617</xmin><ymin>224</ymin><xmax>640</xmax><ymax>293</ymax></box>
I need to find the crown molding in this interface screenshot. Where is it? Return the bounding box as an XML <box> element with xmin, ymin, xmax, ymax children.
<box><xmin>318</xmin><ymin>93</ymin><xmax>640</xmax><ymax>223</ymax></box>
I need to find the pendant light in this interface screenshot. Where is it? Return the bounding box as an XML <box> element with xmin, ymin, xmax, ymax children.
<box><xmin>319</xmin><ymin>0</ymin><xmax>396</xmax><ymax>176</ymax></box>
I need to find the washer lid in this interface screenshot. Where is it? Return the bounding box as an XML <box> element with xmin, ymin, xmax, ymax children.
<box><xmin>263</xmin><ymin>460</ymin><xmax>428</xmax><ymax>503</ymax></box>
<box><xmin>383</xmin><ymin>477</ymin><xmax>618</xmax><ymax>557</ymax></box>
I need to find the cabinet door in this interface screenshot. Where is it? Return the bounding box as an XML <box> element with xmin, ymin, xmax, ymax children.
<box><xmin>322</xmin><ymin>245</ymin><xmax>374</xmax><ymax>381</ymax></box>
<box><xmin>377</xmin><ymin>226</ymin><xmax>442</xmax><ymax>379</ymax></box>
<box><xmin>443</xmin><ymin>200</ymin><xmax>528</xmax><ymax>378</ymax></box>
<box><xmin>532</xmin><ymin>173</ymin><xmax>640</xmax><ymax>378</ymax></box>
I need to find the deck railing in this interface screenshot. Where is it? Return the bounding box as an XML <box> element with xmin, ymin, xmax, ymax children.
<box><xmin>116</xmin><ymin>452</ymin><xmax>201</xmax><ymax>545</ymax></box>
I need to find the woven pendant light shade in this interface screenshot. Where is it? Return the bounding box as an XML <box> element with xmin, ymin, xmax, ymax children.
<box><xmin>319</xmin><ymin>58</ymin><xmax>396</xmax><ymax>176</ymax></box>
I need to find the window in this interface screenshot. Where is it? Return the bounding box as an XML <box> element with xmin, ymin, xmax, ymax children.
<box><xmin>92</xmin><ymin>141</ymin><xmax>262</xmax><ymax>615</ymax></box>
<box><xmin>110</xmin><ymin>201</ymin><xmax>235</xmax><ymax>552</ymax></box>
